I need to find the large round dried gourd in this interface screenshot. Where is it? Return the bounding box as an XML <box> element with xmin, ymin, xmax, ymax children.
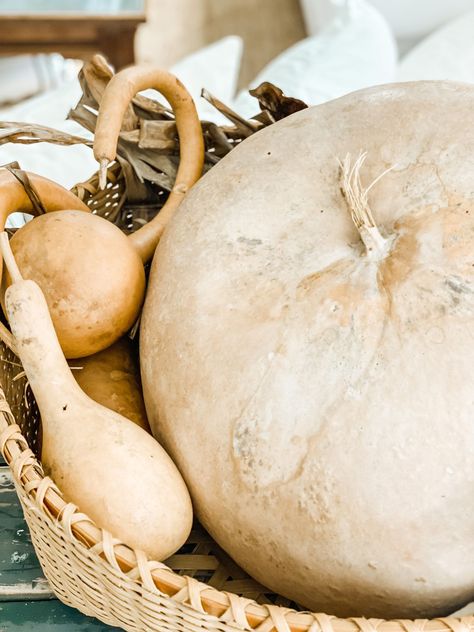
<box><xmin>140</xmin><ymin>81</ymin><xmax>474</xmax><ymax>618</ymax></box>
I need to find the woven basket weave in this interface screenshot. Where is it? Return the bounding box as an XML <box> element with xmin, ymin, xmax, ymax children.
<box><xmin>0</xmin><ymin>143</ymin><xmax>472</xmax><ymax>632</ymax></box>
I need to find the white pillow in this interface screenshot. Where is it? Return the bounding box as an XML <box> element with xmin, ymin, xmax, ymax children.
<box><xmin>302</xmin><ymin>0</ymin><xmax>474</xmax><ymax>55</ymax></box>
<box><xmin>367</xmin><ymin>0</ymin><xmax>474</xmax><ymax>50</ymax></box>
<box><xmin>0</xmin><ymin>53</ymin><xmax>78</xmax><ymax>105</ymax></box>
<box><xmin>233</xmin><ymin>0</ymin><xmax>397</xmax><ymax>118</ymax></box>
<box><xmin>300</xmin><ymin>0</ymin><xmax>353</xmax><ymax>35</ymax></box>
<box><xmin>397</xmin><ymin>10</ymin><xmax>474</xmax><ymax>83</ymax></box>
<box><xmin>301</xmin><ymin>0</ymin><xmax>474</xmax><ymax>56</ymax></box>
<box><xmin>170</xmin><ymin>35</ymin><xmax>243</xmax><ymax>124</ymax></box>
<box><xmin>139</xmin><ymin>36</ymin><xmax>243</xmax><ymax>125</ymax></box>
<box><xmin>0</xmin><ymin>78</ymin><xmax>95</xmax><ymax>204</ymax></box>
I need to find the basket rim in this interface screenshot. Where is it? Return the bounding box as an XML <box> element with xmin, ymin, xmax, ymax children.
<box><xmin>0</xmin><ymin>393</ymin><xmax>472</xmax><ymax>632</ymax></box>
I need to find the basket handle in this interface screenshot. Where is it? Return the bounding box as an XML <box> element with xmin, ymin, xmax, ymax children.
<box><xmin>93</xmin><ymin>65</ymin><xmax>205</xmax><ymax>264</ymax></box>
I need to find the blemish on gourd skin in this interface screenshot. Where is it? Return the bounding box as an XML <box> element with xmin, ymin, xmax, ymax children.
<box><xmin>377</xmin><ymin>222</ymin><xmax>418</xmax><ymax>291</ymax></box>
<box><xmin>446</xmin><ymin>276</ymin><xmax>473</xmax><ymax>295</ymax></box>
<box><xmin>237</xmin><ymin>236</ymin><xmax>263</xmax><ymax>247</ymax></box>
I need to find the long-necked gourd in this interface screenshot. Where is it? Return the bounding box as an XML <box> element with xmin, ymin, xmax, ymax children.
<box><xmin>6</xmin><ymin>66</ymin><xmax>205</xmax><ymax>358</ymax></box>
<box><xmin>140</xmin><ymin>81</ymin><xmax>474</xmax><ymax>617</ymax></box>
<box><xmin>0</xmin><ymin>233</ymin><xmax>192</xmax><ymax>559</ymax></box>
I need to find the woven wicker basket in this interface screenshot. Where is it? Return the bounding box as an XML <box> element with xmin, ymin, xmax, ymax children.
<box><xmin>0</xmin><ymin>137</ymin><xmax>472</xmax><ymax>632</ymax></box>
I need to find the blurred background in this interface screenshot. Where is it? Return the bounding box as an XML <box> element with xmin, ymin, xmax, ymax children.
<box><xmin>1</xmin><ymin>0</ymin><xmax>474</xmax><ymax>188</ymax></box>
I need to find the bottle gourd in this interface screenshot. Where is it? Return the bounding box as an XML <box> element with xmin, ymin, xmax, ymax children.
<box><xmin>1</xmin><ymin>233</ymin><xmax>192</xmax><ymax>559</ymax></box>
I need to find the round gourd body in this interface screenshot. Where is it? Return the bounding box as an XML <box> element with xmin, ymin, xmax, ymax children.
<box><xmin>70</xmin><ymin>337</ymin><xmax>150</xmax><ymax>431</ymax></box>
<box><xmin>140</xmin><ymin>81</ymin><xmax>474</xmax><ymax>618</ymax></box>
<box><xmin>8</xmin><ymin>211</ymin><xmax>145</xmax><ymax>358</ymax></box>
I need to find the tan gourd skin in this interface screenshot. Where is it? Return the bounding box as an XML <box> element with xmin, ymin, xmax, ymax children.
<box><xmin>2</xmin><ymin>242</ymin><xmax>193</xmax><ymax>560</ymax></box>
<box><xmin>5</xmin><ymin>66</ymin><xmax>204</xmax><ymax>359</ymax></box>
<box><xmin>93</xmin><ymin>65</ymin><xmax>206</xmax><ymax>263</ymax></box>
<box><xmin>0</xmin><ymin>168</ymin><xmax>90</xmax><ymax>279</ymax></box>
<box><xmin>8</xmin><ymin>211</ymin><xmax>146</xmax><ymax>359</ymax></box>
<box><xmin>141</xmin><ymin>82</ymin><xmax>474</xmax><ymax>617</ymax></box>
<box><xmin>69</xmin><ymin>337</ymin><xmax>150</xmax><ymax>432</ymax></box>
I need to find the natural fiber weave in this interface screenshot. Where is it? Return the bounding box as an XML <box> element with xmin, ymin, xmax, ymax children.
<box><xmin>0</xmin><ymin>344</ymin><xmax>472</xmax><ymax>632</ymax></box>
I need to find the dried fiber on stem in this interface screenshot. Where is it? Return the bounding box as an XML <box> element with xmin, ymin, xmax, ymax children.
<box><xmin>339</xmin><ymin>152</ymin><xmax>395</xmax><ymax>259</ymax></box>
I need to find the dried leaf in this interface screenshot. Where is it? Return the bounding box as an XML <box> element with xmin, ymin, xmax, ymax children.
<box><xmin>201</xmin><ymin>89</ymin><xmax>261</xmax><ymax>136</ymax></box>
<box><xmin>3</xmin><ymin>56</ymin><xmax>308</xmax><ymax>229</ymax></box>
<box><xmin>138</xmin><ymin>120</ymin><xmax>177</xmax><ymax>151</ymax></box>
<box><xmin>249</xmin><ymin>82</ymin><xmax>308</xmax><ymax>121</ymax></box>
<box><xmin>0</xmin><ymin>122</ymin><xmax>91</xmax><ymax>147</ymax></box>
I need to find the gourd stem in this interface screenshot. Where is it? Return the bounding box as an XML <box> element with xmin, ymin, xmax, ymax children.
<box><xmin>93</xmin><ymin>66</ymin><xmax>205</xmax><ymax>264</ymax></box>
<box><xmin>98</xmin><ymin>159</ymin><xmax>109</xmax><ymax>191</ymax></box>
<box><xmin>0</xmin><ymin>232</ymin><xmax>22</xmax><ymax>283</ymax></box>
<box><xmin>339</xmin><ymin>152</ymin><xmax>393</xmax><ymax>260</ymax></box>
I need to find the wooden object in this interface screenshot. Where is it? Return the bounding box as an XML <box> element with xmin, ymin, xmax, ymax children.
<box><xmin>0</xmin><ymin>13</ymin><xmax>145</xmax><ymax>70</ymax></box>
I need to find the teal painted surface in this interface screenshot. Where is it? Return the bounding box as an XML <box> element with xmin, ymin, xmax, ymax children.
<box><xmin>0</xmin><ymin>466</ymin><xmax>121</xmax><ymax>629</ymax></box>
<box><xmin>0</xmin><ymin>468</ymin><xmax>51</xmax><ymax>599</ymax></box>
<box><xmin>0</xmin><ymin>601</ymin><xmax>121</xmax><ymax>631</ymax></box>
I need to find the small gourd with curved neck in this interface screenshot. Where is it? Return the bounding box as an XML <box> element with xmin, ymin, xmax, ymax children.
<box><xmin>1</xmin><ymin>232</ymin><xmax>192</xmax><ymax>560</ymax></box>
<box><xmin>6</xmin><ymin>66</ymin><xmax>205</xmax><ymax>358</ymax></box>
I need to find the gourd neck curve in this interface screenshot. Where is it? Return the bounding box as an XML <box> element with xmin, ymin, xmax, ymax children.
<box><xmin>5</xmin><ymin>280</ymin><xmax>84</xmax><ymax>420</ymax></box>
<box><xmin>93</xmin><ymin>66</ymin><xmax>205</xmax><ymax>264</ymax></box>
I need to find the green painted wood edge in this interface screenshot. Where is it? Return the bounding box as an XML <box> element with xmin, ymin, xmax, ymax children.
<box><xmin>0</xmin><ymin>467</ymin><xmax>53</xmax><ymax>601</ymax></box>
<box><xmin>0</xmin><ymin>600</ymin><xmax>121</xmax><ymax>631</ymax></box>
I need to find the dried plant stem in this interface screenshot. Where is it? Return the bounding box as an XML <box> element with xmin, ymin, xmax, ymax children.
<box><xmin>0</xmin><ymin>232</ymin><xmax>22</xmax><ymax>282</ymax></box>
<box><xmin>0</xmin><ymin>322</ymin><xmax>17</xmax><ymax>355</ymax></box>
<box><xmin>339</xmin><ymin>152</ymin><xmax>394</xmax><ymax>259</ymax></box>
<box><xmin>98</xmin><ymin>158</ymin><xmax>109</xmax><ymax>190</ymax></box>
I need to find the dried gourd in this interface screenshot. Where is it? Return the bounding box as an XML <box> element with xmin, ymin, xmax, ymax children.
<box><xmin>1</xmin><ymin>233</ymin><xmax>192</xmax><ymax>559</ymax></box>
<box><xmin>70</xmin><ymin>337</ymin><xmax>150</xmax><ymax>432</ymax></box>
<box><xmin>140</xmin><ymin>81</ymin><xmax>474</xmax><ymax>617</ymax></box>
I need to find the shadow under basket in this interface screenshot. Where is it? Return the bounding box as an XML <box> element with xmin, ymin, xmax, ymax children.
<box><xmin>0</xmin><ymin>165</ymin><xmax>472</xmax><ymax>631</ymax></box>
